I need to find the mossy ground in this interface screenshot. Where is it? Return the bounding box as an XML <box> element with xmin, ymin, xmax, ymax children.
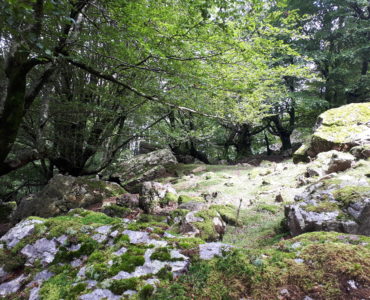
<box><xmin>153</xmin><ymin>232</ymin><xmax>370</xmax><ymax>300</ymax></box>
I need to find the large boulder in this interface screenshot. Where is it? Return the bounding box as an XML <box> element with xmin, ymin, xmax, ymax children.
<box><xmin>109</xmin><ymin>149</ymin><xmax>177</xmax><ymax>191</ymax></box>
<box><xmin>12</xmin><ymin>175</ymin><xmax>125</xmax><ymax>222</ymax></box>
<box><xmin>293</xmin><ymin>103</ymin><xmax>370</xmax><ymax>163</ymax></box>
<box><xmin>285</xmin><ymin>160</ymin><xmax>370</xmax><ymax>236</ymax></box>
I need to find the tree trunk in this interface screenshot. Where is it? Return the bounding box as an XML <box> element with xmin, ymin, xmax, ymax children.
<box><xmin>235</xmin><ymin>124</ymin><xmax>253</xmax><ymax>159</ymax></box>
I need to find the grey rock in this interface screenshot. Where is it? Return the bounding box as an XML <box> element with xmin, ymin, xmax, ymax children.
<box><xmin>91</xmin><ymin>233</ymin><xmax>107</xmax><ymax>243</ymax></box>
<box><xmin>34</xmin><ymin>270</ymin><xmax>54</xmax><ymax>281</ymax></box>
<box><xmin>79</xmin><ymin>289</ymin><xmax>121</xmax><ymax>300</ymax></box>
<box><xmin>71</xmin><ymin>258</ymin><xmax>84</xmax><ymax>268</ymax></box>
<box><xmin>0</xmin><ymin>219</ymin><xmax>44</xmax><ymax>248</ymax></box>
<box><xmin>199</xmin><ymin>242</ymin><xmax>232</xmax><ymax>260</ymax></box>
<box><xmin>116</xmin><ymin>193</ymin><xmax>140</xmax><ymax>208</ymax></box>
<box><xmin>0</xmin><ymin>274</ymin><xmax>27</xmax><ymax>296</ymax></box>
<box><xmin>21</xmin><ymin>238</ymin><xmax>58</xmax><ymax>266</ymax></box>
<box><xmin>123</xmin><ymin>290</ymin><xmax>137</xmax><ymax>296</ymax></box>
<box><xmin>112</xmin><ymin>247</ymin><xmax>127</xmax><ymax>256</ymax></box>
<box><xmin>123</xmin><ymin>230</ymin><xmax>150</xmax><ymax>244</ymax></box>
<box><xmin>95</xmin><ymin>225</ymin><xmax>112</xmax><ymax>235</ymax></box>
<box><xmin>0</xmin><ymin>267</ymin><xmax>8</xmax><ymax>281</ymax></box>
<box><xmin>28</xmin><ymin>287</ymin><xmax>40</xmax><ymax>300</ymax></box>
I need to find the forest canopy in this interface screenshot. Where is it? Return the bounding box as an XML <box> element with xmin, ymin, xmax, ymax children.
<box><xmin>0</xmin><ymin>0</ymin><xmax>369</xmax><ymax>198</ymax></box>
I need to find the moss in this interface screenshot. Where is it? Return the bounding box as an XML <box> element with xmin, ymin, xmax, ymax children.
<box><xmin>138</xmin><ymin>214</ymin><xmax>167</xmax><ymax>223</ymax></box>
<box><xmin>45</xmin><ymin>209</ymin><xmax>119</xmax><ymax>238</ymax></box>
<box><xmin>194</xmin><ymin>209</ymin><xmax>220</xmax><ymax>242</ymax></box>
<box><xmin>102</xmin><ymin>204</ymin><xmax>131</xmax><ymax>218</ymax></box>
<box><xmin>170</xmin><ymin>237</ymin><xmax>205</xmax><ymax>250</ymax></box>
<box><xmin>0</xmin><ymin>248</ymin><xmax>26</xmax><ymax>272</ymax></box>
<box><xmin>39</xmin><ymin>268</ymin><xmax>81</xmax><ymax>300</ymax></box>
<box><xmin>153</xmin><ymin>231</ymin><xmax>370</xmax><ymax>300</ymax></box>
<box><xmin>109</xmin><ymin>250</ymin><xmax>145</xmax><ymax>274</ymax></box>
<box><xmin>160</xmin><ymin>192</ymin><xmax>178</xmax><ymax>207</ymax></box>
<box><xmin>87</xmin><ymin>250</ymin><xmax>106</xmax><ymax>263</ymax></box>
<box><xmin>304</xmin><ymin>201</ymin><xmax>339</xmax><ymax>213</ymax></box>
<box><xmin>333</xmin><ymin>186</ymin><xmax>370</xmax><ymax>208</ymax></box>
<box><xmin>178</xmin><ymin>195</ymin><xmax>205</xmax><ymax>205</ymax></box>
<box><xmin>150</xmin><ymin>247</ymin><xmax>178</xmax><ymax>262</ymax></box>
<box><xmin>157</xmin><ymin>266</ymin><xmax>173</xmax><ymax>281</ymax></box>
<box><xmin>76</xmin><ymin>178</ymin><xmax>125</xmax><ymax>197</ymax></box>
<box><xmin>168</xmin><ymin>209</ymin><xmax>190</xmax><ymax>225</ymax></box>
<box><xmin>85</xmin><ymin>263</ymin><xmax>110</xmax><ymax>281</ymax></box>
<box><xmin>256</xmin><ymin>204</ymin><xmax>279</xmax><ymax>214</ymax></box>
<box><xmin>54</xmin><ymin>238</ymin><xmax>99</xmax><ymax>263</ymax></box>
<box><xmin>293</xmin><ymin>144</ymin><xmax>310</xmax><ymax>163</ymax></box>
<box><xmin>127</xmin><ymin>221</ymin><xmax>168</xmax><ymax>235</ymax></box>
<box><xmin>109</xmin><ymin>278</ymin><xmax>140</xmax><ymax>294</ymax></box>
<box><xmin>211</xmin><ymin>204</ymin><xmax>241</xmax><ymax>226</ymax></box>
<box><xmin>139</xmin><ymin>284</ymin><xmax>155</xmax><ymax>299</ymax></box>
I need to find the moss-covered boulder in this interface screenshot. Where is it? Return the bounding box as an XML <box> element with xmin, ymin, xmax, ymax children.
<box><xmin>285</xmin><ymin>160</ymin><xmax>370</xmax><ymax>236</ymax></box>
<box><xmin>12</xmin><ymin>175</ymin><xmax>125</xmax><ymax>222</ymax></box>
<box><xmin>108</xmin><ymin>149</ymin><xmax>178</xmax><ymax>191</ymax></box>
<box><xmin>180</xmin><ymin>209</ymin><xmax>226</xmax><ymax>242</ymax></box>
<box><xmin>294</xmin><ymin>103</ymin><xmax>370</xmax><ymax>163</ymax></box>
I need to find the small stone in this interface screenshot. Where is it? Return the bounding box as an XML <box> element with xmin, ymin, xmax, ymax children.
<box><xmin>113</xmin><ymin>247</ymin><xmax>127</xmax><ymax>256</ymax></box>
<box><xmin>95</xmin><ymin>225</ymin><xmax>112</xmax><ymax>235</ymax></box>
<box><xmin>275</xmin><ymin>193</ymin><xmax>283</xmax><ymax>203</ymax></box>
<box><xmin>79</xmin><ymin>289</ymin><xmax>120</xmax><ymax>300</ymax></box>
<box><xmin>280</xmin><ymin>288</ymin><xmax>290</xmax><ymax>296</ymax></box>
<box><xmin>92</xmin><ymin>233</ymin><xmax>107</xmax><ymax>243</ymax></box>
<box><xmin>71</xmin><ymin>258</ymin><xmax>83</xmax><ymax>268</ymax></box>
<box><xmin>199</xmin><ymin>242</ymin><xmax>232</xmax><ymax>260</ymax></box>
<box><xmin>347</xmin><ymin>280</ymin><xmax>357</xmax><ymax>290</ymax></box>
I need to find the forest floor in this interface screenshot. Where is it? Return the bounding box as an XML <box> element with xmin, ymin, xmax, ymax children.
<box><xmin>160</xmin><ymin>159</ymin><xmax>308</xmax><ymax>248</ymax></box>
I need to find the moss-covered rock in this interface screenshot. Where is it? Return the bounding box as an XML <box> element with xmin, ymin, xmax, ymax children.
<box><xmin>108</xmin><ymin>149</ymin><xmax>178</xmax><ymax>191</ymax></box>
<box><xmin>294</xmin><ymin>103</ymin><xmax>370</xmax><ymax>162</ymax></box>
<box><xmin>12</xmin><ymin>175</ymin><xmax>125</xmax><ymax>221</ymax></box>
<box><xmin>178</xmin><ymin>195</ymin><xmax>205</xmax><ymax>205</ymax></box>
<box><xmin>210</xmin><ymin>204</ymin><xmax>241</xmax><ymax>226</ymax></box>
<box><xmin>285</xmin><ymin>162</ymin><xmax>370</xmax><ymax>236</ymax></box>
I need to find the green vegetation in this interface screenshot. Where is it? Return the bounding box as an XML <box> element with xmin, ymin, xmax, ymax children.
<box><xmin>154</xmin><ymin>232</ymin><xmax>370</xmax><ymax>299</ymax></box>
<box><xmin>109</xmin><ymin>278</ymin><xmax>140</xmax><ymax>294</ymax></box>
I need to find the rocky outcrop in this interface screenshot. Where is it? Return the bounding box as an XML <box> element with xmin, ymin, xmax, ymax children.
<box><xmin>12</xmin><ymin>175</ymin><xmax>125</xmax><ymax>222</ymax></box>
<box><xmin>109</xmin><ymin>149</ymin><xmax>178</xmax><ymax>191</ymax></box>
<box><xmin>285</xmin><ymin>160</ymin><xmax>370</xmax><ymax>236</ymax></box>
<box><xmin>294</xmin><ymin>103</ymin><xmax>370</xmax><ymax>163</ymax></box>
<box><xmin>0</xmin><ymin>208</ymin><xmax>231</xmax><ymax>299</ymax></box>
